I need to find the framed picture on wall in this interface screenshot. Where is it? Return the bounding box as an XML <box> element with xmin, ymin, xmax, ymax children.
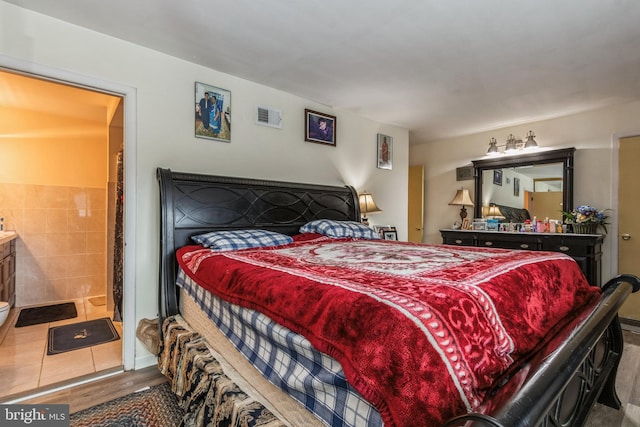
<box><xmin>456</xmin><ymin>166</ymin><xmax>473</xmax><ymax>181</ymax></box>
<box><xmin>195</xmin><ymin>82</ymin><xmax>231</xmax><ymax>143</ymax></box>
<box><xmin>493</xmin><ymin>169</ymin><xmax>503</xmax><ymax>186</ymax></box>
<box><xmin>377</xmin><ymin>134</ymin><xmax>393</xmax><ymax>170</ymax></box>
<box><xmin>514</xmin><ymin>177</ymin><xmax>520</xmax><ymax>196</ymax></box>
<box><xmin>305</xmin><ymin>109</ymin><xmax>336</xmax><ymax>146</ymax></box>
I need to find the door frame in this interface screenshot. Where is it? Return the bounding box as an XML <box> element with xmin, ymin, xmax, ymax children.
<box><xmin>0</xmin><ymin>53</ymin><xmax>137</xmax><ymax>370</ymax></box>
<box><xmin>611</xmin><ymin>131</ymin><xmax>640</xmax><ymax>279</ymax></box>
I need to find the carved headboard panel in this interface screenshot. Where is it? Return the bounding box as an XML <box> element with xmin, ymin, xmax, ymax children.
<box><xmin>157</xmin><ymin>167</ymin><xmax>360</xmax><ymax>318</ymax></box>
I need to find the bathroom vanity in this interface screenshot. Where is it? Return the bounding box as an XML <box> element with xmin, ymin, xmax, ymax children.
<box><xmin>0</xmin><ymin>232</ymin><xmax>17</xmax><ymax>307</ymax></box>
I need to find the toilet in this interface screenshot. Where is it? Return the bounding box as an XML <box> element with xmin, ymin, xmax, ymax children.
<box><xmin>0</xmin><ymin>301</ymin><xmax>9</xmax><ymax>327</ymax></box>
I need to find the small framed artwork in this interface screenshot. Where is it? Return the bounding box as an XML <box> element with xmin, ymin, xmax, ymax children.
<box><xmin>195</xmin><ymin>82</ymin><xmax>231</xmax><ymax>142</ymax></box>
<box><xmin>514</xmin><ymin>177</ymin><xmax>520</xmax><ymax>196</ymax></box>
<box><xmin>456</xmin><ymin>166</ymin><xmax>473</xmax><ymax>181</ymax></box>
<box><xmin>377</xmin><ymin>134</ymin><xmax>393</xmax><ymax>170</ymax></box>
<box><xmin>305</xmin><ymin>109</ymin><xmax>336</xmax><ymax>146</ymax></box>
<box><xmin>374</xmin><ymin>225</ymin><xmax>396</xmax><ymax>238</ymax></box>
<box><xmin>461</xmin><ymin>218</ymin><xmax>470</xmax><ymax>230</ymax></box>
<box><xmin>493</xmin><ymin>169</ymin><xmax>503</xmax><ymax>186</ymax></box>
<box><xmin>383</xmin><ymin>230</ymin><xmax>398</xmax><ymax>240</ymax></box>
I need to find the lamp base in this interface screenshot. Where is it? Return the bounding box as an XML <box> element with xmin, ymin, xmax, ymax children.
<box><xmin>361</xmin><ymin>215</ymin><xmax>369</xmax><ymax>225</ymax></box>
<box><xmin>459</xmin><ymin>206</ymin><xmax>468</xmax><ymax>222</ymax></box>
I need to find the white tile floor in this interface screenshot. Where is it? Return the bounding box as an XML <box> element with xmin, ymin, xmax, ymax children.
<box><xmin>0</xmin><ymin>297</ymin><xmax>122</xmax><ymax>399</ymax></box>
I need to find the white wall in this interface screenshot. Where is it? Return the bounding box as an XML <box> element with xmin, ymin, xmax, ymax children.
<box><xmin>0</xmin><ymin>2</ymin><xmax>409</xmax><ymax>366</ymax></box>
<box><xmin>410</xmin><ymin>100</ymin><xmax>640</xmax><ymax>283</ymax></box>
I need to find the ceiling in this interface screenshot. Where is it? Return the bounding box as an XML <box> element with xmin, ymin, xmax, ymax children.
<box><xmin>5</xmin><ymin>0</ymin><xmax>640</xmax><ymax>144</ymax></box>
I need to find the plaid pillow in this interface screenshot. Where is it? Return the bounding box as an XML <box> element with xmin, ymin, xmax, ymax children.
<box><xmin>192</xmin><ymin>229</ymin><xmax>293</xmax><ymax>251</ymax></box>
<box><xmin>299</xmin><ymin>219</ymin><xmax>380</xmax><ymax>240</ymax></box>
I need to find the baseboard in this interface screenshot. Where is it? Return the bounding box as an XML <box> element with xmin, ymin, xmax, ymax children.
<box><xmin>620</xmin><ymin>317</ymin><xmax>640</xmax><ymax>333</ymax></box>
<box><xmin>135</xmin><ymin>353</ymin><xmax>157</xmax><ymax>369</ymax></box>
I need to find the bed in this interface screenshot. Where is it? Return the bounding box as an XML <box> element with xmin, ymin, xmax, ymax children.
<box><xmin>493</xmin><ymin>204</ymin><xmax>531</xmax><ymax>224</ymax></box>
<box><xmin>157</xmin><ymin>167</ymin><xmax>640</xmax><ymax>427</ymax></box>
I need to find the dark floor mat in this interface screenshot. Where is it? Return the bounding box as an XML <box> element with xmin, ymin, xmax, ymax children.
<box><xmin>47</xmin><ymin>317</ymin><xmax>120</xmax><ymax>355</ymax></box>
<box><xmin>15</xmin><ymin>302</ymin><xmax>78</xmax><ymax>327</ymax></box>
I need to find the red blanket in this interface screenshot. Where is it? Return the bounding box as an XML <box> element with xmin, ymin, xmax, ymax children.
<box><xmin>177</xmin><ymin>236</ymin><xmax>601</xmax><ymax>427</ymax></box>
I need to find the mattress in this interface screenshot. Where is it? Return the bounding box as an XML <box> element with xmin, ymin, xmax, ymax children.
<box><xmin>179</xmin><ymin>271</ymin><xmax>382</xmax><ymax>427</ymax></box>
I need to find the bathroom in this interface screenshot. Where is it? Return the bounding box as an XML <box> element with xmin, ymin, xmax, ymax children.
<box><xmin>0</xmin><ymin>69</ymin><xmax>124</xmax><ymax>396</ymax></box>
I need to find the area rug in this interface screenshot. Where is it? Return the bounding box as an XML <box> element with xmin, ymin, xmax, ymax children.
<box><xmin>70</xmin><ymin>382</ymin><xmax>184</xmax><ymax>427</ymax></box>
<box><xmin>47</xmin><ymin>317</ymin><xmax>120</xmax><ymax>355</ymax></box>
<box><xmin>15</xmin><ymin>302</ymin><xmax>78</xmax><ymax>327</ymax></box>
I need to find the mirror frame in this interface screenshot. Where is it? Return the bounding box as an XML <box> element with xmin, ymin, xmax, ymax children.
<box><xmin>471</xmin><ymin>147</ymin><xmax>575</xmax><ymax>220</ymax></box>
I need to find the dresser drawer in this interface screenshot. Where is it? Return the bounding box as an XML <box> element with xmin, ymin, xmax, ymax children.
<box><xmin>479</xmin><ymin>239</ymin><xmax>539</xmax><ymax>250</ymax></box>
<box><xmin>443</xmin><ymin>235</ymin><xmax>474</xmax><ymax>246</ymax></box>
<box><xmin>541</xmin><ymin>239</ymin><xmax>594</xmax><ymax>256</ymax></box>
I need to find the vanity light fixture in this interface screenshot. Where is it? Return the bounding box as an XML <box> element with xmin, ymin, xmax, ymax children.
<box><xmin>487</xmin><ymin>130</ymin><xmax>540</xmax><ymax>156</ymax></box>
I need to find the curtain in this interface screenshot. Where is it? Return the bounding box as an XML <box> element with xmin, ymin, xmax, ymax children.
<box><xmin>113</xmin><ymin>150</ymin><xmax>124</xmax><ymax>322</ymax></box>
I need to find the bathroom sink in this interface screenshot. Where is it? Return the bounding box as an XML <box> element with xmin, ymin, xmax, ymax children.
<box><xmin>0</xmin><ymin>231</ymin><xmax>16</xmax><ymax>242</ymax></box>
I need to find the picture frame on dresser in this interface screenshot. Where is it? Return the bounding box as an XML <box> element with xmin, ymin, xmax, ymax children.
<box><xmin>472</xmin><ymin>221</ymin><xmax>487</xmax><ymax>231</ymax></box>
<box><xmin>383</xmin><ymin>230</ymin><xmax>398</xmax><ymax>240</ymax></box>
<box><xmin>374</xmin><ymin>225</ymin><xmax>396</xmax><ymax>239</ymax></box>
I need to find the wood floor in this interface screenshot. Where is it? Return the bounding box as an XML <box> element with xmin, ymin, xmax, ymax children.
<box><xmin>584</xmin><ymin>328</ymin><xmax>640</xmax><ymax>427</ymax></box>
<box><xmin>16</xmin><ymin>365</ymin><xmax>168</xmax><ymax>414</ymax></box>
<box><xmin>12</xmin><ymin>330</ymin><xmax>640</xmax><ymax>424</ymax></box>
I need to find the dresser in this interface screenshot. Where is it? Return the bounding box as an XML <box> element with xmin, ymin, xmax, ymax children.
<box><xmin>440</xmin><ymin>229</ymin><xmax>604</xmax><ymax>286</ymax></box>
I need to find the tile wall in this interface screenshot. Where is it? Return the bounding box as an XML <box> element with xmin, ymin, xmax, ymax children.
<box><xmin>0</xmin><ymin>182</ymin><xmax>106</xmax><ymax>306</ymax></box>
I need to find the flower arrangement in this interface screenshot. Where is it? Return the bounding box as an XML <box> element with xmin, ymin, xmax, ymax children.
<box><xmin>561</xmin><ymin>205</ymin><xmax>610</xmax><ymax>234</ymax></box>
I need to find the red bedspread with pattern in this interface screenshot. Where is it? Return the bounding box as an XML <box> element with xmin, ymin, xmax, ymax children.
<box><xmin>177</xmin><ymin>235</ymin><xmax>601</xmax><ymax>427</ymax></box>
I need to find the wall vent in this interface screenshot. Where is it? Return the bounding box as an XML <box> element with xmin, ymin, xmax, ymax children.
<box><xmin>255</xmin><ymin>106</ymin><xmax>282</xmax><ymax>129</ymax></box>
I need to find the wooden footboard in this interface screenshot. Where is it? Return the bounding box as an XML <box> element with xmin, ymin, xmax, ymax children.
<box><xmin>443</xmin><ymin>274</ymin><xmax>640</xmax><ymax>427</ymax></box>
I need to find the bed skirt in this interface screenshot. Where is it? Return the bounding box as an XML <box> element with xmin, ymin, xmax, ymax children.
<box><xmin>158</xmin><ymin>315</ymin><xmax>286</xmax><ymax>427</ymax></box>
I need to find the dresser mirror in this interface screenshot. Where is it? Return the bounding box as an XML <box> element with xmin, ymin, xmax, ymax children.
<box><xmin>471</xmin><ymin>148</ymin><xmax>575</xmax><ymax>222</ymax></box>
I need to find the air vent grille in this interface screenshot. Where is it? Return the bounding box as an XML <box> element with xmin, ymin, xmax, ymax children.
<box><xmin>255</xmin><ymin>106</ymin><xmax>282</xmax><ymax>129</ymax></box>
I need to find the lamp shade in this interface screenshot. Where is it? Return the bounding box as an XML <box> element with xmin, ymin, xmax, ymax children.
<box><xmin>359</xmin><ymin>192</ymin><xmax>382</xmax><ymax>215</ymax></box>
<box><xmin>487</xmin><ymin>205</ymin><xmax>503</xmax><ymax>218</ymax></box>
<box><xmin>448</xmin><ymin>189</ymin><xmax>474</xmax><ymax>207</ymax></box>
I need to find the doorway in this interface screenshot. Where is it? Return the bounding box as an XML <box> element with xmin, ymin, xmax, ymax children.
<box><xmin>618</xmin><ymin>135</ymin><xmax>640</xmax><ymax>324</ymax></box>
<box><xmin>0</xmin><ymin>69</ymin><xmax>125</xmax><ymax>397</ymax></box>
<box><xmin>408</xmin><ymin>165</ymin><xmax>424</xmax><ymax>243</ymax></box>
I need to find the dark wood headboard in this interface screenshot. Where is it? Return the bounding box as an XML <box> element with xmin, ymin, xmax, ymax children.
<box><xmin>157</xmin><ymin>167</ymin><xmax>360</xmax><ymax>319</ymax></box>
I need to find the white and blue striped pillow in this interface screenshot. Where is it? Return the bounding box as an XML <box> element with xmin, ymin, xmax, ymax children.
<box><xmin>192</xmin><ymin>229</ymin><xmax>293</xmax><ymax>251</ymax></box>
<box><xmin>299</xmin><ymin>219</ymin><xmax>380</xmax><ymax>239</ymax></box>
